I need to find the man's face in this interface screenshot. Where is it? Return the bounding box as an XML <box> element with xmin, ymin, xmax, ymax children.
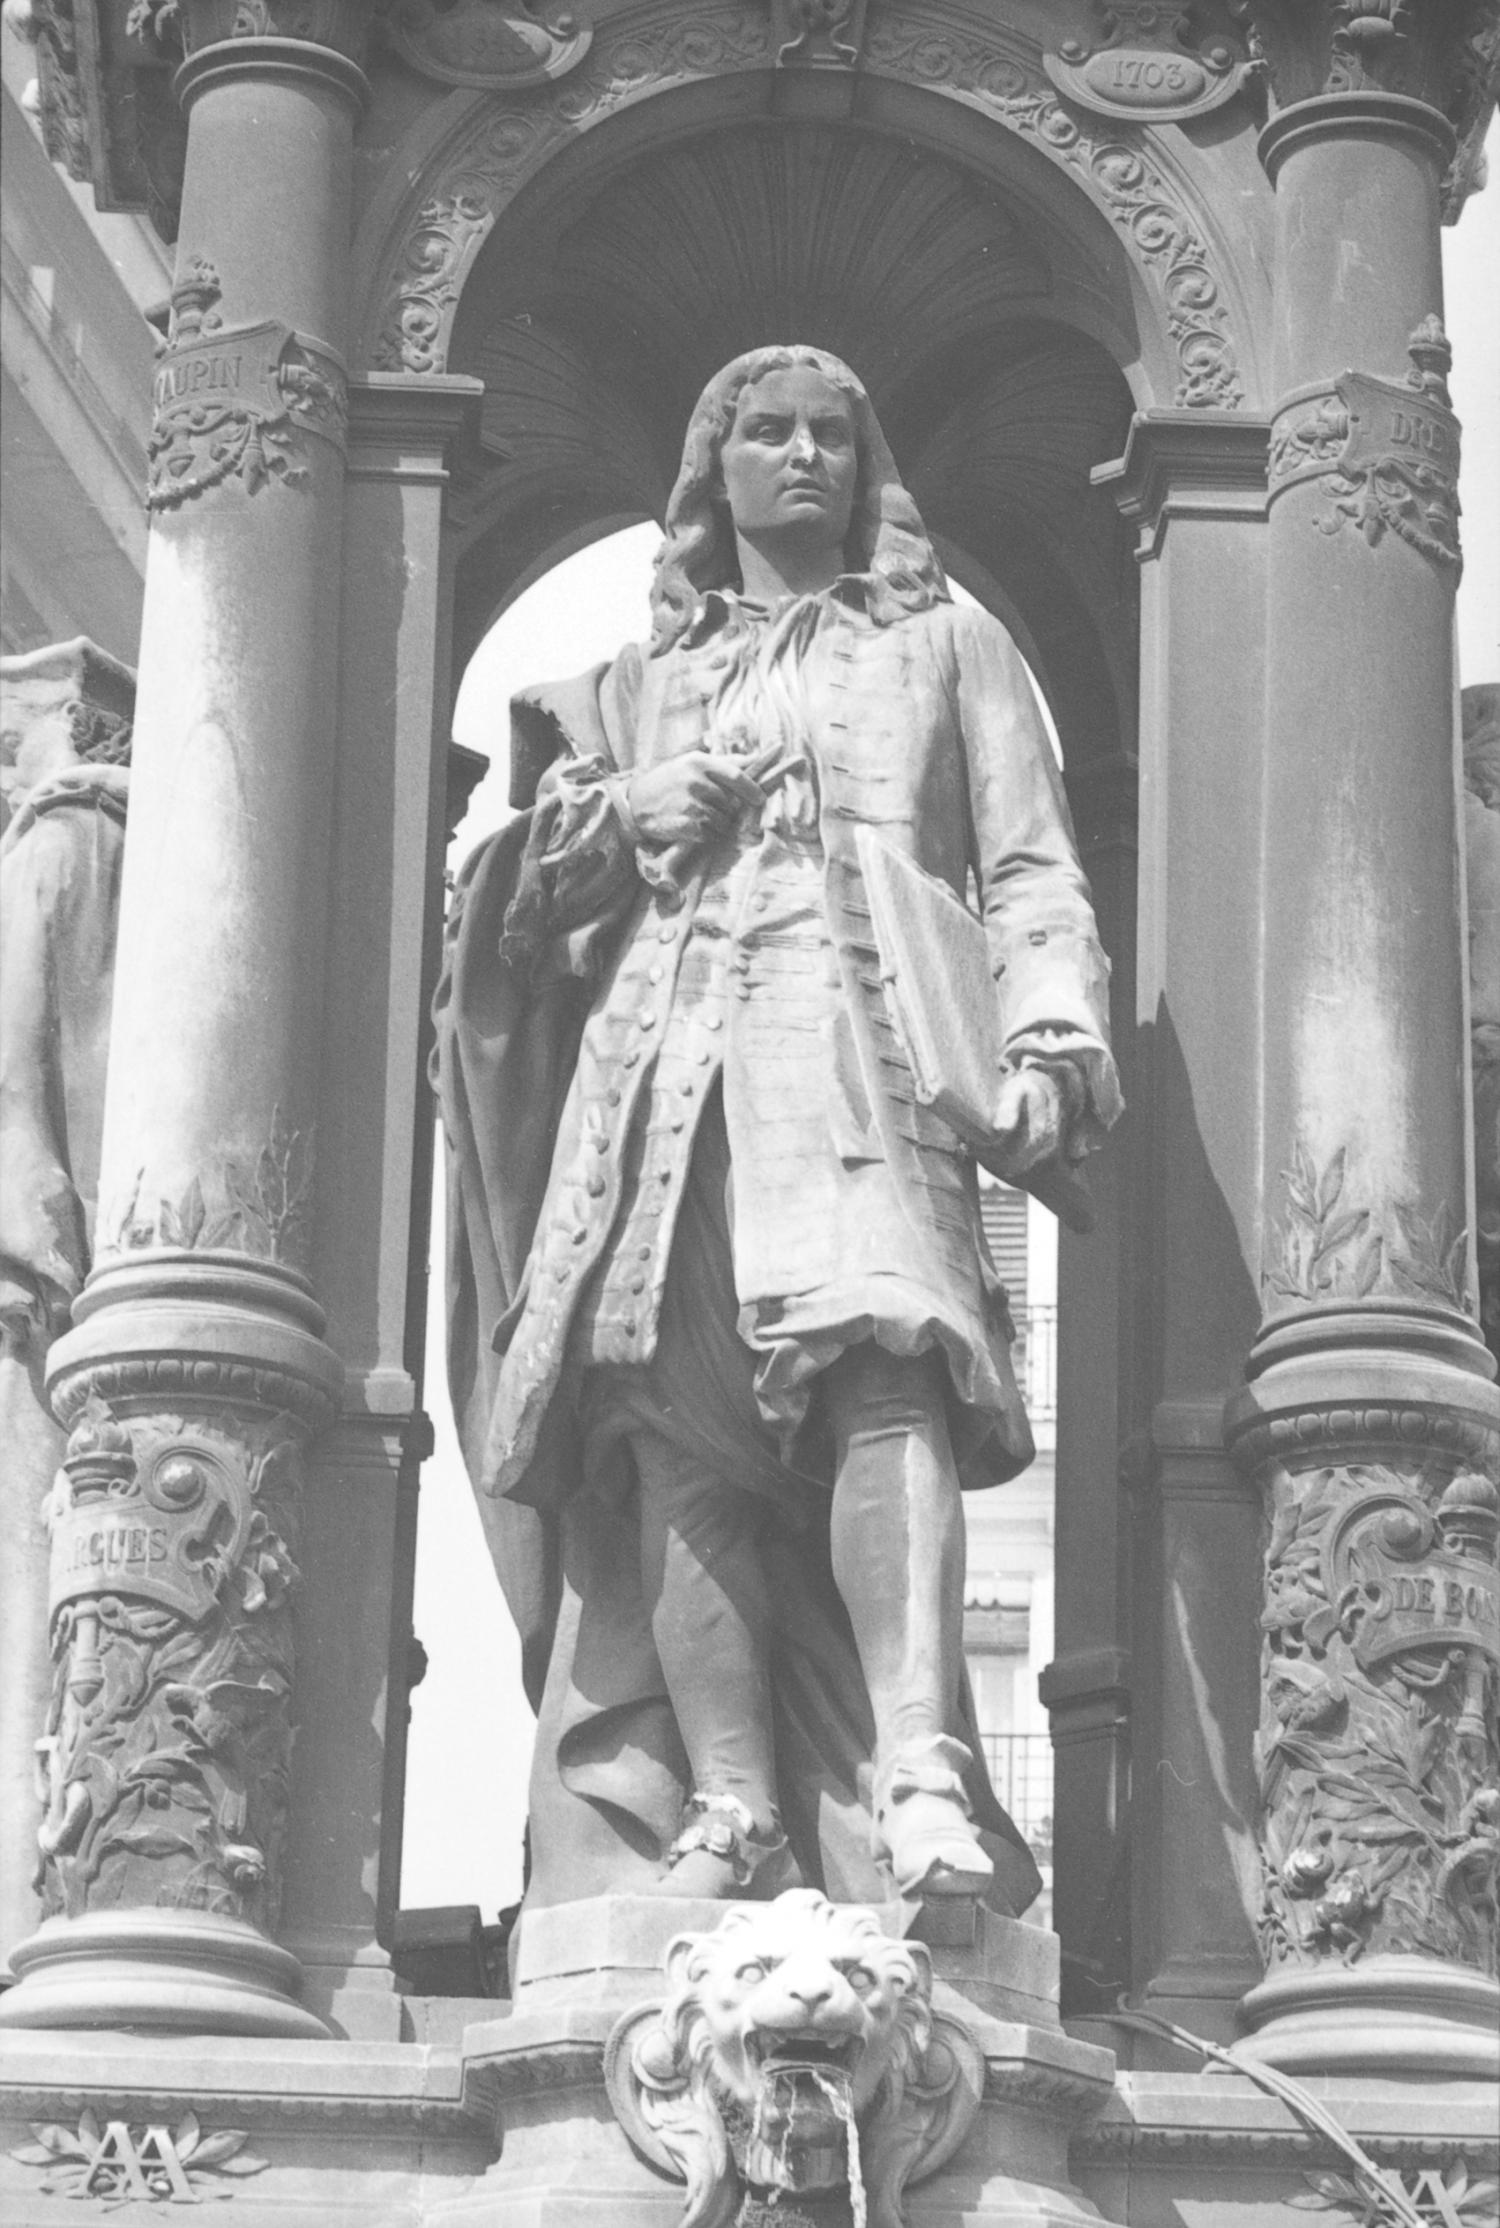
<box><xmin>718</xmin><ymin>367</ymin><xmax>858</xmax><ymax>556</ymax></box>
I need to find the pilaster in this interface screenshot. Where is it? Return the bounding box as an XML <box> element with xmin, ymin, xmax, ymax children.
<box><xmin>277</xmin><ymin>372</ymin><xmax>482</xmax><ymax>2040</ymax></box>
<box><xmin>0</xmin><ymin>1</ymin><xmax>373</xmax><ymax>2038</ymax></box>
<box><xmin>1084</xmin><ymin>409</ymin><xmax>1271</xmax><ymax>2049</ymax></box>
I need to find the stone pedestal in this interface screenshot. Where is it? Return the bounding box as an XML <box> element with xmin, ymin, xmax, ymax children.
<box><xmin>456</xmin><ymin>1898</ymin><xmax>1116</xmax><ymax>2224</ymax></box>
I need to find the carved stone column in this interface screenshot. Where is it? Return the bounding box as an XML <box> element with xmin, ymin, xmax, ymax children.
<box><xmin>1225</xmin><ymin>9</ymin><xmax>1500</xmax><ymax>2077</ymax></box>
<box><xmin>0</xmin><ymin>2</ymin><xmax>368</xmax><ymax>2036</ymax></box>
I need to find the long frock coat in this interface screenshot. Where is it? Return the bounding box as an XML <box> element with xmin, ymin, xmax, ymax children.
<box><xmin>435</xmin><ymin>579</ymin><xmax>1118</xmax><ymax>1909</ymax></box>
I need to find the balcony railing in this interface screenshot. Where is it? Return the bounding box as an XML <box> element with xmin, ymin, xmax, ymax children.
<box><xmin>980</xmin><ymin>1730</ymin><xmax>1053</xmax><ymax>1862</ymax></box>
<box><xmin>1013</xmin><ymin>1302</ymin><xmax>1057</xmax><ymax>1419</ymax></box>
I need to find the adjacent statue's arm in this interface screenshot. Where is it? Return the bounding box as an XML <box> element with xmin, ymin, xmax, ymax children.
<box><xmin>950</xmin><ymin>606</ymin><xmax>1122</xmax><ymax>1170</ymax></box>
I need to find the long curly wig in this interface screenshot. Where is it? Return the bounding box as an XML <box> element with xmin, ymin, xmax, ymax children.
<box><xmin>649</xmin><ymin>345</ymin><xmax>948</xmax><ymax>655</ymax></box>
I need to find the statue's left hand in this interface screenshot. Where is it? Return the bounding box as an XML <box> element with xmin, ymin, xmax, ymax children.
<box><xmin>990</xmin><ymin>1068</ymin><xmax>1071</xmax><ymax>1175</ymax></box>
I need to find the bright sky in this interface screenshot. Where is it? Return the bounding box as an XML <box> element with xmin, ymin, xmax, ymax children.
<box><xmin>400</xmin><ymin>133</ymin><xmax>1500</xmax><ymax>1915</ymax></box>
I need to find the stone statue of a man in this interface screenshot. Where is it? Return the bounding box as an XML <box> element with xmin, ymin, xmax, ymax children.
<box><xmin>436</xmin><ymin>347</ymin><xmax>1119</xmax><ymax>1917</ymax></box>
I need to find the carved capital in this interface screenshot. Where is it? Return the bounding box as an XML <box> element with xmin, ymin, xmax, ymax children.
<box><xmin>9</xmin><ymin>0</ymin><xmax>187</xmax><ymax>239</ymax></box>
<box><xmin>1235</xmin><ymin>0</ymin><xmax>1499</xmax><ymax>216</ymax></box>
<box><xmin>165</xmin><ymin>0</ymin><xmax>370</xmax><ymax>65</ymax></box>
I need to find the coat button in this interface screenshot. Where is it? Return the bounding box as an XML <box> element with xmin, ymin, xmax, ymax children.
<box><xmin>630</xmin><ymin>1275</ymin><xmax>645</xmax><ymax>1294</ymax></box>
<box><xmin>588</xmin><ymin>1176</ymin><xmax>606</xmax><ymax>1196</ymax></box>
<box><xmin>648</xmin><ymin>964</ymin><xmax>663</xmax><ymax>983</ymax></box>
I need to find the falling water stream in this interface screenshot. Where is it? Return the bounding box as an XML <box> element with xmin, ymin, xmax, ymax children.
<box><xmin>812</xmin><ymin>2070</ymin><xmax>867</xmax><ymax>2228</ymax></box>
<box><xmin>745</xmin><ymin>2065</ymin><xmax>866</xmax><ymax>2228</ymax></box>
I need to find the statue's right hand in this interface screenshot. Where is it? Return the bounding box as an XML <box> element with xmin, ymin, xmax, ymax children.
<box><xmin>626</xmin><ymin>753</ymin><xmax>764</xmax><ymax>847</ymax></box>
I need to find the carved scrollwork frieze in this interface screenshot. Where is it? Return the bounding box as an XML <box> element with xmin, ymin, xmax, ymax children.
<box><xmin>32</xmin><ymin>1393</ymin><xmax>307</xmax><ymax>1935</ymax></box>
<box><xmin>864</xmin><ymin>13</ymin><xmax>1245</xmax><ymax>409</ymax></box>
<box><xmin>371</xmin><ymin>6</ymin><xmax>775</xmax><ymax>374</ymax></box>
<box><xmin>367</xmin><ymin>2</ymin><xmax>1245</xmax><ymax>412</ymax></box>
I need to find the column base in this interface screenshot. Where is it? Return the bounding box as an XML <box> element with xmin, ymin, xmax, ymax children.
<box><xmin>0</xmin><ymin>1910</ymin><xmax>330</xmax><ymax>2039</ymax></box>
<box><xmin>1236</xmin><ymin>1955</ymin><xmax>1500</xmax><ymax>2079</ymax></box>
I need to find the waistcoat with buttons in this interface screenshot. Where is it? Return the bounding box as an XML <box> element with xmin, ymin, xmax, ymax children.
<box><xmin>483</xmin><ymin>590</ymin><xmax>1112</xmax><ymax>1507</ymax></box>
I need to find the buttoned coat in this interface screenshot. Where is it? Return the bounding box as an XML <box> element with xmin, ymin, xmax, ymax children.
<box><xmin>452</xmin><ymin>587</ymin><xmax>1115</xmax><ymax>1520</ymax></box>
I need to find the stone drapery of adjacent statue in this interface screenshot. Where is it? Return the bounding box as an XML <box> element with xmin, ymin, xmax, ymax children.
<box><xmin>0</xmin><ymin>638</ymin><xmax>134</xmax><ymax>1969</ymax></box>
<box><xmin>434</xmin><ymin>349</ymin><xmax>1120</xmax><ymax>1916</ymax></box>
<box><xmin>1464</xmin><ymin>685</ymin><xmax>1500</xmax><ymax>1365</ymax></box>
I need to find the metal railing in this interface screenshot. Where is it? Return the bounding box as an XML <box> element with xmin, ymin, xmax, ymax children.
<box><xmin>1013</xmin><ymin>1302</ymin><xmax>1057</xmax><ymax>1419</ymax></box>
<box><xmin>980</xmin><ymin>1730</ymin><xmax>1053</xmax><ymax>1861</ymax></box>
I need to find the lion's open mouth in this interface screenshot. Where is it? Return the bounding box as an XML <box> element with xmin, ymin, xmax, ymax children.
<box><xmin>748</xmin><ymin>2032</ymin><xmax>860</xmax><ymax>2076</ymax></box>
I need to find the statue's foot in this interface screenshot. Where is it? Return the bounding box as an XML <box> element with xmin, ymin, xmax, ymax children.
<box><xmin>876</xmin><ymin>1737</ymin><xmax>994</xmax><ymax>1901</ymax></box>
<box><xmin>649</xmin><ymin>1791</ymin><xmax>792</xmax><ymax>1901</ymax></box>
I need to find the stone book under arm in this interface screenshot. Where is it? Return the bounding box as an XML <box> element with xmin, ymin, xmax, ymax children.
<box><xmin>857</xmin><ymin>825</ymin><xmax>1097</xmax><ymax>1233</ymax></box>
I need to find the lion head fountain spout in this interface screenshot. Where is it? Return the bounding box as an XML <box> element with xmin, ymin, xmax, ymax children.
<box><xmin>605</xmin><ymin>1889</ymin><xmax>983</xmax><ymax>2228</ymax></box>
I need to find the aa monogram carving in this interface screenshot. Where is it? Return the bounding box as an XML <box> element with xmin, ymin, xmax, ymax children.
<box><xmin>10</xmin><ymin>2109</ymin><xmax>267</xmax><ymax>2205</ymax></box>
<box><xmin>369</xmin><ymin>2</ymin><xmax>1245</xmax><ymax>411</ymax></box>
<box><xmin>34</xmin><ymin>1397</ymin><xmax>302</xmax><ymax>1931</ymax></box>
<box><xmin>1254</xmin><ymin>1448</ymin><xmax>1499</xmax><ymax>1977</ymax></box>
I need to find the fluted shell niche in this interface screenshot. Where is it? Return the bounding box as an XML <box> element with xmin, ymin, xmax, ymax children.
<box><xmin>448</xmin><ymin>119</ymin><xmax>1136</xmax><ymax>759</ymax></box>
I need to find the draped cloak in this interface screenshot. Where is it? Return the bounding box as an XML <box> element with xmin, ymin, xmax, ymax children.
<box><xmin>434</xmin><ymin>585</ymin><xmax>1120</xmax><ymax>1912</ymax></box>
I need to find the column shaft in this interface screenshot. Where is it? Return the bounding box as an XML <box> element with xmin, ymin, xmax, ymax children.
<box><xmin>0</xmin><ymin>18</ymin><xmax>367</xmax><ymax>2038</ymax></box>
<box><xmin>1228</xmin><ymin>93</ymin><xmax>1499</xmax><ymax>2079</ymax></box>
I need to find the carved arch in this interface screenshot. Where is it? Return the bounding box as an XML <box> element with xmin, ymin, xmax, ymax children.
<box><xmin>351</xmin><ymin>0</ymin><xmax>1268</xmax><ymax>412</ymax></box>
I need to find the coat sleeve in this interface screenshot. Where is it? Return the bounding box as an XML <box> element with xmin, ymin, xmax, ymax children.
<box><xmin>949</xmin><ymin>604</ymin><xmax>1123</xmax><ymax>1152</ymax></box>
<box><xmin>498</xmin><ymin>647</ymin><xmax>648</xmax><ymax>984</ymax></box>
